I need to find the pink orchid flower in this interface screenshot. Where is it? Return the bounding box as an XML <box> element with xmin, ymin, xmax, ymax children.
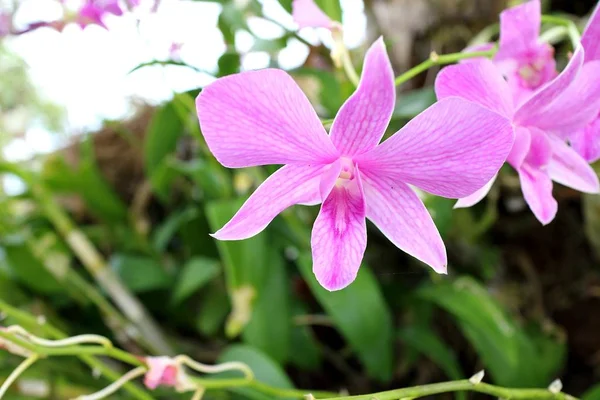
<box><xmin>570</xmin><ymin>2</ymin><xmax>600</xmax><ymax>163</ymax></box>
<box><xmin>292</xmin><ymin>0</ymin><xmax>333</xmax><ymax>29</ymax></box>
<box><xmin>494</xmin><ymin>0</ymin><xmax>557</xmax><ymax>104</ymax></box>
<box><xmin>437</xmin><ymin>47</ymin><xmax>600</xmax><ymax>224</ymax></box>
<box><xmin>77</xmin><ymin>0</ymin><xmax>123</xmax><ymax>29</ymax></box>
<box><xmin>196</xmin><ymin>38</ymin><xmax>514</xmax><ymax>291</ymax></box>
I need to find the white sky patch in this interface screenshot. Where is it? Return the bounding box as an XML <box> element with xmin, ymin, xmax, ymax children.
<box><xmin>2</xmin><ymin>0</ymin><xmax>366</xmax><ymax>164</ymax></box>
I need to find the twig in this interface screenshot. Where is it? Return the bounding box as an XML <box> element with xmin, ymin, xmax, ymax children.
<box><xmin>74</xmin><ymin>366</ymin><xmax>147</xmax><ymax>400</ymax></box>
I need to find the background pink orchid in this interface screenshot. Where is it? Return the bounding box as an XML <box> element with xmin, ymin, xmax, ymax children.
<box><xmin>197</xmin><ymin>38</ymin><xmax>514</xmax><ymax>291</ymax></box>
<box><xmin>437</xmin><ymin>47</ymin><xmax>600</xmax><ymax>224</ymax></box>
<box><xmin>291</xmin><ymin>0</ymin><xmax>333</xmax><ymax>29</ymax></box>
<box><xmin>570</xmin><ymin>2</ymin><xmax>600</xmax><ymax>163</ymax></box>
<box><xmin>494</xmin><ymin>0</ymin><xmax>557</xmax><ymax>105</ymax></box>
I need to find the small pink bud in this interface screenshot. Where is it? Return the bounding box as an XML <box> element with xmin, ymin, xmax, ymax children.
<box><xmin>144</xmin><ymin>356</ymin><xmax>180</xmax><ymax>390</ymax></box>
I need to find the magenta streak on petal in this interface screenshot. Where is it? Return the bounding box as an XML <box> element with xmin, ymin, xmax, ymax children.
<box><xmin>292</xmin><ymin>0</ymin><xmax>332</xmax><ymax>29</ymax></box>
<box><xmin>547</xmin><ymin>134</ymin><xmax>600</xmax><ymax>193</ymax></box>
<box><xmin>329</xmin><ymin>37</ymin><xmax>395</xmax><ymax>156</ymax></box>
<box><xmin>213</xmin><ymin>164</ymin><xmax>332</xmax><ymax>241</ymax></box>
<box><xmin>361</xmin><ymin>171</ymin><xmax>447</xmax><ymax>273</ymax></box>
<box><xmin>355</xmin><ymin>97</ymin><xmax>514</xmax><ymax>199</ymax></box>
<box><xmin>196</xmin><ymin>68</ymin><xmax>339</xmax><ymax>168</ymax></box>
<box><xmin>319</xmin><ymin>158</ymin><xmax>343</xmax><ymax>202</ymax></box>
<box><xmin>311</xmin><ymin>166</ymin><xmax>366</xmax><ymax>291</ymax></box>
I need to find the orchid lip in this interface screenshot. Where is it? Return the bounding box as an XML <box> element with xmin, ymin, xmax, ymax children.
<box><xmin>336</xmin><ymin>157</ymin><xmax>356</xmax><ymax>185</ymax></box>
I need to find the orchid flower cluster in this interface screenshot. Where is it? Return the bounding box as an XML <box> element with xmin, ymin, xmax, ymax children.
<box><xmin>0</xmin><ymin>0</ymin><xmax>141</xmax><ymax>36</ymax></box>
<box><xmin>197</xmin><ymin>0</ymin><xmax>600</xmax><ymax>291</ymax></box>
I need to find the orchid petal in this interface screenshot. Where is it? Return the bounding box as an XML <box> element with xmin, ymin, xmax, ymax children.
<box><xmin>435</xmin><ymin>59</ymin><xmax>514</xmax><ymax>117</ymax></box>
<box><xmin>523</xmin><ymin>127</ymin><xmax>552</xmax><ymax>168</ymax></box>
<box><xmin>570</xmin><ymin>117</ymin><xmax>600</xmax><ymax>163</ymax></box>
<box><xmin>523</xmin><ymin>61</ymin><xmax>600</xmax><ymax>137</ymax></box>
<box><xmin>197</xmin><ymin>69</ymin><xmax>338</xmax><ymax>168</ymax></box>
<box><xmin>507</xmin><ymin>127</ymin><xmax>532</xmax><ymax>168</ymax></box>
<box><xmin>582</xmin><ymin>1</ymin><xmax>600</xmax><ymax>62</ymax></box>
<box><xmin>496</xmin><ymin>0</ymin><xmax>541</xmax><ymax>60</ymax></box>
<box><xmin>514</xmin><ymin>46</ymin><xmax>585</xmax><ymax>125</ymax></box>
<box><xmin>361</xmin><ymin>172</ymin><xmax>446</xmax><ymax>273</ymax></box>
<box><xmin>356</xmin><ymin>97</ymin><xmax>514</xmax><ymax>199</ymax></box>
<box><xmin>547</xmin><ymin>135</ymin><xmax>600</xmax><ymax>193</ymax></box>
<box><xmin>311</xmin><ymin>169</ymin><xmax>366</xmax><ymax>291</ymax></box>
<box><xmin>454</xmin><ymin>175</ymin><xmax>497</xmax><ymax>209</ymax></box>
<box><xmin>519</xmin><ymin>165</ymin><xmax>557</xmax><ymax>225</ymax></box>
<box><xmin>292</xmin><ymin>0</ymin><xmax>332</xmax><ymax>29</ymax></box>
<box><xmin>213</xmin><ymin>164</ymin><xmax>332</xmax><ymax>240</ymax></box>
<box><xmin>329</xmin><ymin>38</ymin><xmax>395</xmax><ymax>156</ymax></box>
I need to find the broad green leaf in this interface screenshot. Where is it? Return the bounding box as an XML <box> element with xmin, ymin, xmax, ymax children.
<box><xmin>218</xmin><ymin>344</ymin><xmax>294</xmax><ymax>389</ymax></box>
<box><xmin>398</xmin><ymin>326</ymin><xmax>465</xmax><ymax>400</ymax></box>
<box><xmin>206</xmin><ymin>199</ymin><xmax>291</xmax><ymax>361</ymax></box>
<box><xmin>314</xmin><ymin>0</ymin><xmax>342</xmax><ymax>22</ymax></box>
<box><xmin>171</xmin><ymin>257</ymin><xmax>221</xmax><ymax>305</ymax></box>
<box><xmin>243</xmin><ymin>248</ymin><xmax>291</xmax><ymax>363</ymax></box>
<box><xmin>392</xmin><ymin>88</ymin><xmax>437</xmax><ymax>120</ymax></box>
<box><xmin>218</xmin><ymin>51</ymin><xmax>241</xmax><ymax>77</ymax></box>
<box><xmin>152</xmin><ymin>207</ymin><xmax>200</xmax><ymax>252</ymax></box>
<box><xmin>205</xmin><ymin>199</ymin><xmax>268</xmax><ymax>289</ymax></box>
<box><xmin>196</xmin><ymin>283</ymin><xmax>231</xmax><ymax>336</ymax></box>
<box><xmin>297</xmin><ymin>255</ymin><xmax>394</xmax><ymax>381</ymax></box>
<box><xmin>277</xmin><ymin>0</ymin><xmax>292</xmax><ymax>13</ymax></box>
<box><xmin>583</xmin><ymin>384</ymin><xmax>600</xmax><ymax>400</ymax></box>
<box><xmin>110</xmin><ymin>254</ymin><xmax>172</xmax><ymax>293</ymax></box>
<box><xmin>418</xmin><ymin>277</ymin><xmax>564</xmax><ymax>386</ymax></box>
<box><xmin>289</xmin><ymin>303</ymin><xmax>322</xmax><ymax>370</ymax></box>
<box><xmin>144</xmin><ymin>102</ymin><xmax>185</xmax><ymax>199</ymax></box>
<box><xmin>170</xmin><ymin>159</ymin><xmax>232</xmax><ymax>199</ymax></box>
<box><xmin>2</xmin><ymin>238</ymin><xmax>63</xmax><ymax>294</ymax></box>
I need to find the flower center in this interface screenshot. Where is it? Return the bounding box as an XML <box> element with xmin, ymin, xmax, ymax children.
<box><xmin>335</xmin><ymin>157</ymin><xmax>355</xmax><ymax>187</ymax></box>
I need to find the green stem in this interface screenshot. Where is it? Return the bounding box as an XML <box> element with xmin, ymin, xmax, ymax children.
<box><xmin>540</xmin><ymin>15</ymin><xmax>581</xmax><ymax>48</ymax></box>
<box><xmin>0</xmin><ymin>323</ymin><xmax>152</xmax><ymax>400</ymax></box>
<box><xmin>315</xmin><ymin>380</ymin><xmax>577</xmax><ymax>400</ymax></box>
<box><xmin>394</xmin><ymin>49</ymin><xmax>497</xmax><ymax>87</ymax></box>
<box><xmin>0</xmin><ymin>354</ymin><xmax>39</xmax><ymax>398</ymax></box>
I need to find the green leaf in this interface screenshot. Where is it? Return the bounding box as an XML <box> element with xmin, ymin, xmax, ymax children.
<box><xmin>171</xmin><ymin>257</ymin><xmax>221</xmax><ymax>305</ymax></box>
<box><xmin>170</xmin><ymin>159</ymin><xmax>232</xmax><ymax>199</ymax></box>
<box><xmin>289</xmin><ymin>303</ymin><xmax>322</xmax><ymax>370</ymax></box>
<box><xmin>583</xmin><ymin>384</ymin><xmax>600</xmax><ymax>400</ymax></box>
<box><xmin>392</xmin><ymin>88</ymin><xmax>437</xmax><ymax>120</ymax></box>
<box><xmin>196</xmin><ymin>283</ymin><xmax>230</xmax><ymax>336</ymax></box>
<box><xmin>152</xmin><ymin>207</ymin><xmax>200</xmax><ymax>252</ymax></box>
<box><xmin>251</xmin><ymin>37</ymin><xmax>288</xmax><ymax>54</ymax></box>
<box><xmin>205</xmin><ymin>199</ymin><xmax>291</xmax><ymax>362</ymax></box>
<box><xmin>218</xmin><ymin>51</ymin><xmax>241</xmax><ymax>77</ymax></box>
<box><xmin>291</xmin><ymin>68</ymin><xmax>345</xmax><ymax>117</ymax></box>
<box><xmin>398</xmin><ymin>326</ymin><xmax>465</xmax><ymax>400</ymax></box>
<box><xmin>314</xmin><ymin>0</ymin><xmax>342</xmax><ymax>22</ymax></box>
<box><xmin>144</xmin><ymin>102</ymin><xmax>185</xmax><ymax>199</ymax></box>
<box><xmin>297</xmin><ymin>255</ymin><xmax>394</xmax><ymax>381</ymax></box>
<box><xmin>218</xmin><ymin>344</ymin><xmax>294</xmax><ymax>389</ymax></box>
<box><xmin>2</xmin><ymin>237</ymin><xmax>63</xmax><ymax>294</ymax></box>
<box><xmin>110</xmin><ymin>254</ymin><xmax>172</xmax><ymax>293</ymax></box>
<box><xmin>243</xmin><ymin>248</ymin><xmax>291</xmax><ymax>363</ymax></box>
<box><xmin>418</xmin><ymin>277</ymin><xmax>564</xmax><ymax>386</ymax></box>
<box><xmin>277</xmin><ymin>0</ymin><xmax>292</xmax><ymax>13</ymax></box>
